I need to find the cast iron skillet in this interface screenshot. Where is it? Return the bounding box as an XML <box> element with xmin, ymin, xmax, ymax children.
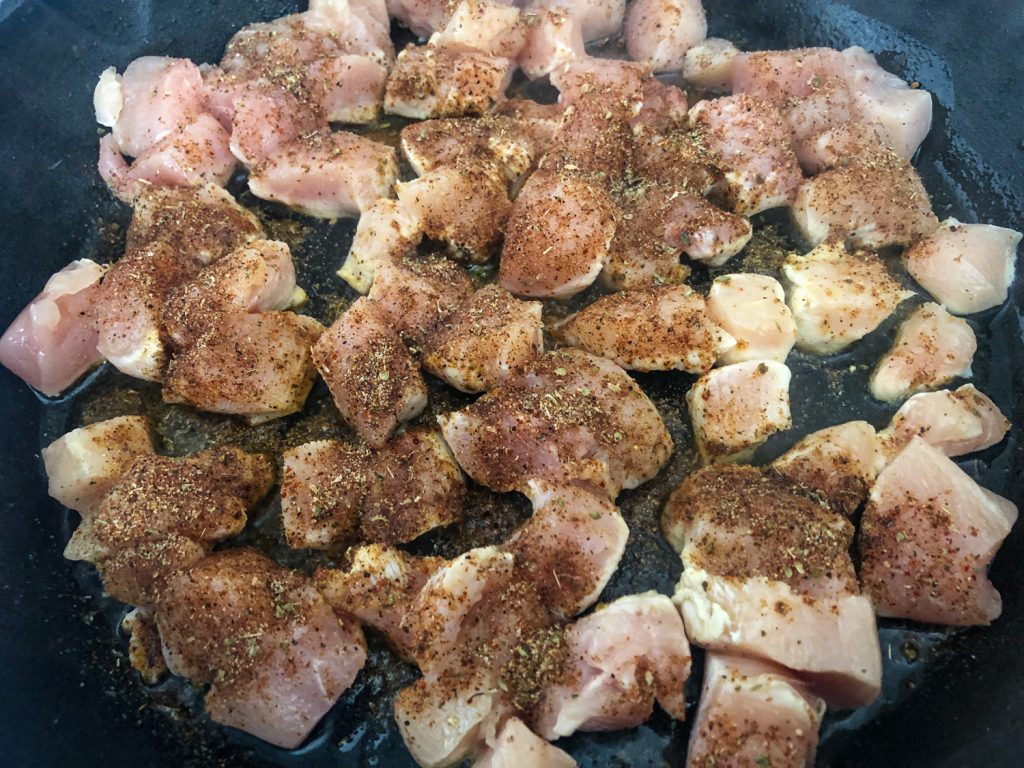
<box><xmin>0</xmin><ymin>1</ymin><xmax>1022</xmax><ymax>766</ymax></box>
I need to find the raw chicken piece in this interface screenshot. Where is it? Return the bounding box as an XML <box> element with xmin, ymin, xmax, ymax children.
<box><xmin>507</xmin><ymin>480</ymin><xmax>628</xmax><ymax>617</ymax></box>
<box><xmin>308</xmin><ymin>54</ymin><xmax>390</xmax><ymax>123</ymax></box>
<box><xmin>281</xmin><ymin>439</ymin><xmax>369</xmax><ymax>548</ymax></box>
<box><xmin>686</xmin><ymin>360</ymin><xmax>792</xmax><ymax>463</ymax></box>
<box><xmin>387</xmin><ymin>0</ymin><xmax>462</xmax><ymax>36</ymax></box>
<box><xmin>474</xmin><ymin>717</ymin><xmax>576</xmax><ymax>768</ymax></box>
<box><xmin>66</xmin><ymin>447</ymin><xmax>273</xmax><ymax>606</ymax></box>
<box><xmin>689</xmin><ymin>94</ymin><xmax>803</xmax><ymax>216</ymax></box>
<box><xmin>903</xmin><ymin>218</ymin><xmax>1021</xmax><ymax>315</ymax></box>
<box><xmin>163</xmin><ymin>312</ymin><xmax>324</xmax><ymax>423</ymax></box>
<box><xmin>423</xmin><ymin>284</ymin><xmax>543</xmax><ymax>393</ymax></box>
<box><xmin>220</xmin><ymin>80</ymin><xmax>325</xmax><ymax>166</ymax></box>
<box><xmin>878</xmin><ymin>385</ymin><xmax>1010</xmax><ymax>461</ymax></box>
<box><xmin>248</xmin><ymin>131</ymin><xmax>399</xmax><ymax>219</ymax></box>
<box><xmin>0</xmin><ymin>259</ymin><xmax>104</xmax><ymax>396</ymax></box>
<box><xmin>525</xmin><ymin>0</ymin><xmax>625</xmax><ymax>42</ymax></box>
<box><xmin>312</xmin><ymin>298</ymin><xmax>428</xmax><ymax>447</ymax></box>
<box><xmin>634</xmin><ymin>78</ymin><xmax>689</xmax><ymax>133</ymax></box>
<box><xmin>791</xmin><ymin>154</ymin><xmax>938</xmax><ymax>248</ymax></box>
<box><xmin>395</xmin><ymin>165</ymin><xmax>512</xmax><ymax>260</ymax></box>
<box><xmin>368</xmin><ymin>250</ymin><xmax>473</xmax><ymax>345</ymax></box>
<box><xmin>494</xmin><ymin>98</ymin><xmax>564</xmax><ymax>150</ymax></box>
<box><xmin>664</xmin><ymin>464</ymin><xmax>882</xmax><ymax>708</ymax></box>
<box><xmin>337</xmin><ymin>198</ymin><xmax>422</xmax><ymax>293</ymax></box>
<box><xmin>544</xmin><ymin>90</ymin><xmax>636</xmax><ymax>178</ymax></box>
<box><xmin>556</xmin><ymin>285</ymin><xmax>735</xmax><ymax>373</ymax></box>
<box><xmin>439</xmin><ymin>349</ymin><xmax>673</xmax><ymax>497</ymax></box>
<box><xmin>687</xmin><ymin>653</ymin><xmax>824</xmax><ymax>768</ymax></box>
<box><xmin>125</xmin><ymin>184</ymin><xmax>264</xmax><ymax>266</ymax></box>
<box><xmin>870</xmin><ymin>302</ymin><xmax>976</xmax><ymax>402</ymax></box>
<box><xmin>771</xmin><ymin>421</ymin><xmax>883</xmax><ymax>516</ymax></box>
<box><xmin>531</xmin><ymin>592</ymin><xmax>691</xmax><ymax>739</ymax></box>
<box><xmin>430</xmin><ymin>0</ymin><xmax>526</xmax><ymax>58</ymax></box>
<box><xmin>794</xmin><ymin>121</ymin><xmax>891</xmax><ymax>175</ymax></box>
<box><xmin>859</xmin><ymin>437</ymin><xmax>1018</xmax><ymax>626</ymax></box>
<box><xmin>517</xmin><ymin>8</ymin><xmax>584</xmax><ymax>79</ymax></box>
<box><xmin>625</xmin><ymin>0</ymin><xmax>707</xmax><ymax>73</ymax></box>
<box><xmin>156</xmin><ymin>548</ymin><xmax>367</xmax><ymax>749</ymax></box>
<box><xmin>498</xmin><ymin>168</ymin><xmax>616</xmax><ymax>299</ymax></box>
<box><xmin>706</xmin><ymin>274</ymin><xmax>797</xmax><ymax>365</ymax></box>
<box><xmin>385</xmin><ymin>44</ymin><xmax>512</xmax><ymax>118</ymax></box>
<box><xmin>42</xmin><ymin>416</ymin><xmax>154</xmax><ymax>517</ymax></box>
<box><xmin>400</xmin><ymin>115</ymin><xmax>535</xmax><ymax>186</ymax></box>
<box><xmin>628</xmin><ymin>128</ymin><xmax>720</xmax><ymax>197</ymax></box>
<box><xmin>549</xmin><ymin>56</ymin><xmax>647</xmax><ymax>109</ymax></box>
<box><xmin>783</xmin><ymin>243</ymin><xmax>914</xmax><ymax>355</ymax></box>
<box><xmin>682</xmin><ymin>38</ymin><xmax>739</xmax><ymax>91</ymax></box>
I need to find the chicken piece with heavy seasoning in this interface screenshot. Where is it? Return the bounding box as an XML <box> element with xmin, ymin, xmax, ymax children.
<box><xmin>629</xmin><ymin>127</ymin><xmax>721</xmax><ymax>197</ymax></box>
<box><xmin>384</xmin><ymin>44</ymin><xmax>512</xmax><ymax>119</ymax></box>
<box><xmin>664</xmin><ymin>464</ymin><xmax>882</xmax><ymax>708</ymax></box>
<box><xmin>156</xmin><ymin>548</ymin><xmax>367</xmax><ymax>749</ymax></box>
<box><xmin>858</xmin><ymin>436</ymin><xmax>1018</xmax><ymax>626</ymax></box>
<box><xmin>625</xmin><ymin>0</ymin><xmax>707</xmax><ymax>73</ymax></box>
<box><xmin>556</xmin><ymin>285</ymin><xmax>736</xmax><ymax>373</ymax></box>
<box><xmin>706</xmin><ymin>273</ymin><xmax>797</xmax><ymax>365</ymax></box>
<box><xmin>281</xmin><ymin>439</ymin><xmax>368</xmax><ymax>549</ymax></box>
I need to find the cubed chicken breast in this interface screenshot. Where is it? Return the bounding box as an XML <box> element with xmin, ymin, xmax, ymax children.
<box><xmin>634</xmin><ymin>78</ymin><xmax>690</xmax><ymax>133</ymax></box>
<box><xmin>337</xmin><ymin>198</ymin><xmax>423</xmax><ymax>293</ymax></box>
<box><xmin>903</xmin><ymin>218</ymin><xmax>1021</xmax><ymax>315</ymax></box>
<box><xmin>423</xmin><ymin>284</ymin><xmax>544</xmax><ymax>393</ymax></box>
<box><xmin>42</xmin><ymin>416</ymin><xmax>155</xmax><ymax>517</ymax></box>
<box><xmin>387</xmin><ymin>0</ymin><xmax>462</xmax><ymax>37</ymax></box>
<box><xmin>625</xmin><ymin>0</ymin><xmax>707</xmax><ymax>73</ymax></box>
<box><xmin>687</xmin><ymin>653</ymin><xmax>824</xmax><ymax>768</ymax></box>
<box><xmin>629</xmin><ymin>128</ymin><xmax>721</xmax><ymax>197</ymax></box>
<box><xmin>682</xmin><ymin>38</ymin><xmax>740</xmax><ymax>91</ymax></box>
<box><xmin>557</xmin><ymin>285</ymin><xmax>735</xmax><ymax>373</ymax></box>
<box><xmin>859</xmin><ymin>436</ymin><xmax>1018</xmax><ymax>626</ymax></box>
<box><xmin>686</xmin><ymin>360</ymin><xmax>792</xmax><ymax>463</ymax></box>
<box><xmin>312</xmin><ymin>298</ymin><xmax>428</xmax><ymax>447</ymax></box>
<box><xmin>385</xmin><ymin>44</ymin><xmax>512</xmax><ymax>118</ymax></box>
<box><xmin>0</xmin><ymin>259</ymin><xmax>104</xmax><ymax>396</ymax></box>
<box><xmin>526</xmin><ymin>0</ymin><xmax>625</xmax><ymax>42</ymax></box>
<box><xmin>156</xmin><ymin>548</ymin><xmax>367</xmax><ymax>749</ymax></box>
<box><xmin>400</xmin><ymin>115</ymin><xmax>536</xmax><ymax>186</ymax></box>
<box><xmin>706</xmin><ymin>274</ymin><xmax>797</xmax><ymax>365</ymax></box>
<box><xmin>664</xmin><ymin>464</ymin><xmax>882</xmax><ymax>708</ymax></box>
<box><xmin>870</xmin><ymin>302</ymin><xmax>977</xmax><ymax>402</ymax></box>
<box><xmin>474</xmin><ymin>717</ymin><xmax>577</xmax><ymax>768</ymax></box>
<box><xmin>783</xmin><ymin>243</ymin><xmax>914</xmax><ymax>355</ymax></box>
<box><xmin>220</xmin><ymin>79</ymin><xmax>326</xmax><ymax>167</ymax></box>
<box><xmin>429</xmin><ymin>0</ymin><xmax>526</xmax><ymax>58</ymax></box>
<box><xmin>793</xmin><ymin>121</ymin><xmax>891</xmax><ymax>175</ymax></box>
<box><xmin>517</xmin><ymin>8</ymin><xmax>585</xmax><ymax>79</ymax></box>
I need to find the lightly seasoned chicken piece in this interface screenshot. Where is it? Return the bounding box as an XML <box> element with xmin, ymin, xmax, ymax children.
<box><xmin>498</xmin><ymin>168</ymin><xmax>616</xmax><ymax>299</ymax></box>
<box><xmin>878</xmin><ymin>384</ymin><xmax>1010</xmax><ymax>461</ymax></box>
<box><xmin>163</xmin><ymin>311</ymin><xmax>324</xmax><ymax>423</ymax></box>
<box><xmin>771</xmin><ymin>421</ymin><xmax>884</xmax><ymax>516</ymax></box>
<box><xmin>439</xmin><ymin>349</ymin><xmax>673</xmax><ymax>498</ymax></box>
<box><xmin>870</xmin><ymin>302</ymin><xmax>976</xmax><ymax>402</ymax></box>
<box><xmin>517</xmin><ymin>8</ymin><xmax>585</xmax><ymax>80</ymax></box>
<box><xmin>156</xmin><ymin>548</ymin><xmax>367</xmax><ymax>749</ymax></box>
<box><xmin>793</xmin><ymin>120</ymin><xmax>892</xmax><ymax>175</ymax></box>
<box><xmin>687</xmin><ymin>653</ymin><xmax>825</xmax><ymax>768</ymax></box>
<box><xmin>281</xmin><ymin>439</ymin><xmax>368</xmax><ymax>548</ymax></box>
<box><xmin>783</xmin><ymin>243</ymin><xmax>914</xmax><ymax>355</ymax></box>
<box><xmin>859</xmin><ymin>436</ymin><xmax>1018</xmax><ymax>626</ymax></box>
<box><xmin>556</xmin><ymin>285</ymin><xmax>735</xmax><ymax>373</ymax></box>
<box><xmin>664</xmin><ymin>464</ymin><xmax>882</xmax><ymax>708</ymax></box>
<box><xmin>689</xmin><ymin>93</ymin><xmax>803</xmax><ymax>216</ymax></box>
<box><xmin>686</xmin><ymin>360</ymin><xmax>792</xmax><ymax>463</ymax></box>
<box><xmin>65</xmin><ymin>447</ymin><xmax>273</xmax><ymax>606</ymax></box>
<box><xmin>707</xmin><ymin>274</ymin><xmax>797</xmax><ymax>365</ymax></box>
<box><xmin>473</xmin><ymin>717</ymin><xmax>576</xmax><ymax>768</ymax></box>
<box><xmin>625</xmin><ymin>0</ymin><xmax>707</xmax><ymax>73</ymax></box>
<box><xmin>0</xmin><ymin>259</ymin><xmax>104</xmax><ymax>396</ymax></box>
<box><xmin>248</xmin><ymin>131</ymin><xmax>398</xmax><ymax>219</ymax></box>
<box><xmin>791</xmin><ymin>152</ymin><xmax>938</xmax><ymax>249</ymax></box>
<box><xmin>337</xmin><ymin>198</ymin><xmax>422</xmax><ymax>293</ymax></box>
<box><xmin>903</xmin><ymin>218</ymin><xmax>1022</xmax><ymax>315</ymax></box>
<box><xmin>125</xmin><ymin>184</ymin><xmax>264</xmax><ymax>266</ymax></box>
<box><xmin>384</xmin><ymin>44</ymin><xmax>512</xmax><ymax>119</ymax></box>
<box><xmin>429</xmin><ymin>0</ymin><xmax>527</xmax><ymax>58</ymax></box>
<box><xmin>41</xmin><ymin>416</ymin><xmax>155</xmax><ymax>517</ymax></box>
<box><xmin>634</xmin><ymin>78</ymin><xmax>690</xmax><ymax>133</ymax></box>
<box><xmin>312</xmin><ymin>297</ymin><xmax>428</xmax><ymax>447</ymax></box>
<box><xmin>525</xmin><ymin>0</ymin><xmax>625</xmax><ymax>43</ymax></box>
<box><xmin>683</xmin><ymin>38</ymin><xmax>740</xmax><ymax>91</ymax></box>
<box><xmin>423</xmin><ymin>284</ymin><xmax>543</xmax><ymax>393</ymax></box>
<box><xmin>530</xmin><ymin>592</ymin><xmax>691</xmax><ymax>739</ymax></box>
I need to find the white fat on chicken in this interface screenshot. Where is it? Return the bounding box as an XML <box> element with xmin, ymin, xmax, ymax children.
<box><xmin>783</xmin><ymin>243</ymin><xmax>914</xmax><ymax>355</ymax></box>
<box><xmin>473</xmin><ymin>717</ymin><xmax>577</xmax><ymax>768</ymax></box>
<box><xmin>385</xmin><ymin>44</ymin><xmax>512</xmax><ymax>118</ymax></box>
<box><xmin>338</xmin><ymin>198</ymin><xmax>422</xmax><ymax>293</ymax></box>
<box><xmin>682</xmin><ymin>38</ymin><xmax>739</xmax><ymax>91</ymax></box>
<box><xmin>686</xmin><ymin>360</ymin><xmax>792</xmax><ymax>463</ymax></box>
<box><xmin>870</xmin><ymin>302</ymin><xmax>976</xmax><ymax>403</ymax></box>
<box><xmin>706</xmin><ymin>274</ymin><xmax>796</xmax><ymax>365</ymax></box>
<box><xmin>859</xmin><ymin>437</ymin><xmax>1018</xmax><ymax>626</ymax></box>
<box><xmin>903</xmin><ymin>218</ymin><xmax>1021</xmax><ymax>315</ymax></box>
<box><xmin>625</xmin><ymin>0</ymin><xmax>707</xmax><ymax>73</ymax></box>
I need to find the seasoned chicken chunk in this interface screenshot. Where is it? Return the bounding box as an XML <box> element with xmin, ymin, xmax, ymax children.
<box><xmin>387</xmin><ymin>0</ymin><xmax>463</xmax><ymax>37</ymax></box>
<box><xmin>859</xmin><ymin>437</ymin><xmax>1018</xmax><ymax>626</ymax></box>
<box><xmin>664</xmin><ymin>464</ymin><xmax>882</xmax><ymax>708</ymax></box>
<box><xmin>385</xmin><ymin>44</ymin><xmax>512</xmax><ymax>118</ymax></box>
<box><xmin>474</xmin><ymin>717</ymin><xmax>576</xmax><ymax>768</ymax></box>
<box><xmin>793</xmin><ymin>121</ymin><xmax>891</xmax><ymax>175</ymax></box>
<box><xmin>707</xmin><ymin>274</ymin><xmax>796</xmax><ymax>365</ymax></box>
<box><xmin>400</xmin><ymin>115</ymin><xmax>536</xmax><ymax>186</ymax></box>
<box><xmin>42</xmin><ymin>416</ymin><xmax>155</xmax><ymax>517</ymax></box>
<box><xmin>625</xmin><ymin>0</ymin><xmax>707</xmax><ymax>73</ymax></box>
<box><xmin>526</xmin><ymin>0</ymin><xmax>626</xmax><ymax>42</ymax></box>
<box><xmin>156</xmin><ymin>548</ymin><xmax>366</xmax><ymax>749</ymax></box>
<box><xmin>682</xmin><ymin>38</ymin><xmax>739</xmax><ymax>91</ymax></box>
<box><xmin>429</xmin><ymin>0</ymin><xmax>526</xmax><ymax>58</ymax></box>
<box><xmin>312</xmin><ymin>298</ymin><xmax>428</xmax><ymax>447</ymax></box>
<box><xmin>629</xmin><ymin>128</ymin><xmax>720</xmax><ymax>197</ymax></box>
<box><xmin>337</xmin><ymin>197</ymin><xmax>422</xmax><ymax>293</ymax></box>
<box><xmin>281</xmin><ymin>440</ymin><xmax>368</xmax><ymax>549</ymax></box>
<box><xmin>783</xmin><ymin>243</ymin><xmax>914</xmax><ymax>355</ymax></box>
<box><xmin>686</xmin><ymin>360</ymin><xmax>792</xmax><ymax>463</ymax></box>
<box><xmin>870</xmin><ymin>302</ymin><xmax>976</xmax><ymax>402</ymax></box>
<box><xmin>557</xmin><ymin>285</ymin><xmax>735</xmax><ymax>373</ymax></box>
<box><xmin>687</xmin><ymin>653</ymin><xmax>824</xmax><ymax>768</ymax></box>
<box><xmin>517</xmin><ymin>8</ymin><xmax>584</xmax><ymax>79</ymax></box>
<box><xmin>423</xmin><ymin>284</ymin><xmax>543</xmax><ymax>393</ymax></box>
<box><xmin>903</xmin><ymin>218</ymin><xmax>1021</xmax><ymax>315</ymax></box>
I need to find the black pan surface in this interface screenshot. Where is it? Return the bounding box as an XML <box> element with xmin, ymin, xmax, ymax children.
<box><xmin>0</xmin><ymin>1</ymin><xmax>1022</xmax><ymax>766</ymax></box>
